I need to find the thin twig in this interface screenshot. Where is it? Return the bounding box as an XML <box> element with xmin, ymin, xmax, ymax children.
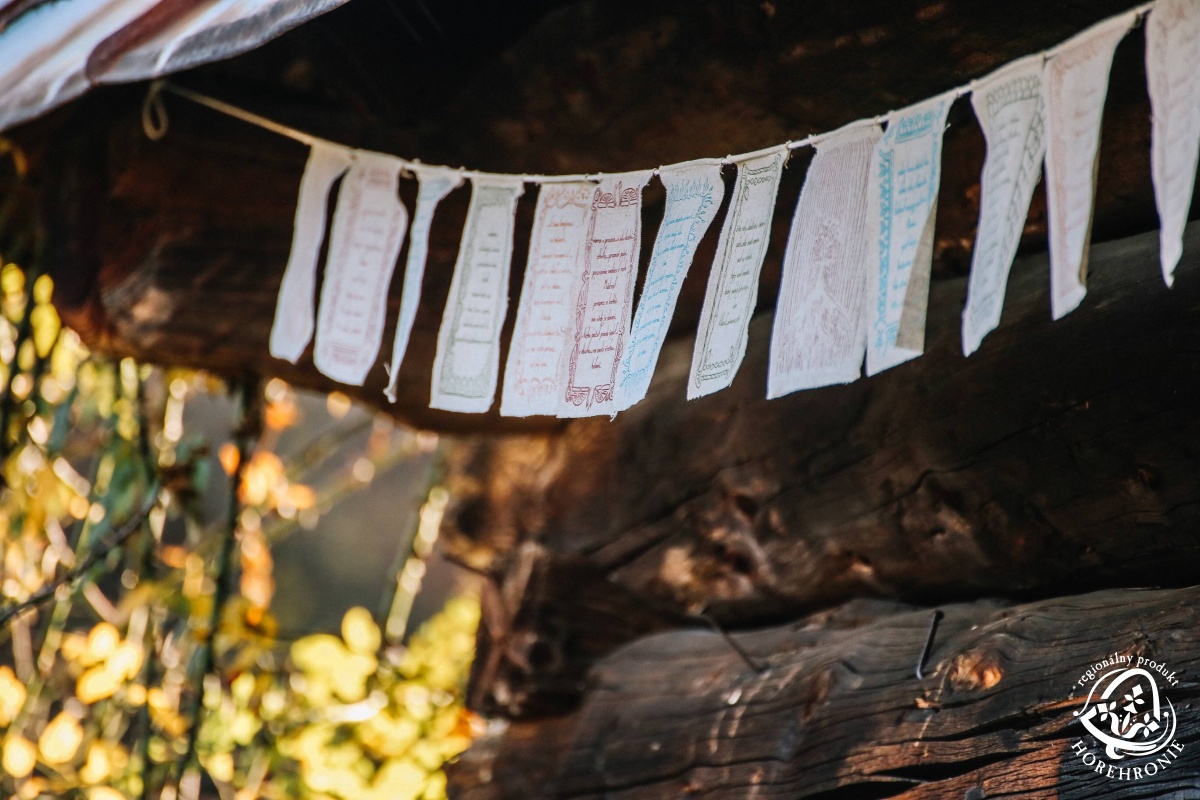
<box><xmin>0</xmin><ymin>483</ymin><xmax>162</xmax><ymax>627</ymax></box>
<box><xmin>379</xmin><ymin>443</ymin><xmax>446</xmax><ymax>642</ymax></box>
<box><xmin>179</xmin><ymin>377</ymin><xmax>262</xmax><ymax>791</ymax></box>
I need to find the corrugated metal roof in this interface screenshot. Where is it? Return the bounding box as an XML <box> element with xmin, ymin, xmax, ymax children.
<box><xmin>0</xmin><ymin>0</ymin><xmax>349</xmax><ymax>131</ymax></box>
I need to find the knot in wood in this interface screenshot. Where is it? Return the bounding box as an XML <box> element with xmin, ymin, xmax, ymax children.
<box><xmin>947</xmin><ymin>649</ymin><xmax>1003</xmax><ymax>692</ymax></box>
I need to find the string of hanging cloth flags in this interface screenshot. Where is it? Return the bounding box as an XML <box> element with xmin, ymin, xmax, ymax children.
<box><xmin>161</xmin><ymin>0</ymin><xmax>1199</xmax><ymax>417</ymax></box>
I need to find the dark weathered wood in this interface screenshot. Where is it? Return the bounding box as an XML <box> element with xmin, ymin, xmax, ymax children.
<box><xmin>467</xmin><ymin>545</ymin><xmax>691</xmax><ymax>718</ymax></box>
<box><xmin>449</xmin><ymin>585</ymin><xmax>1200</xmax><ymax>799</ymax></box>
<box><xmin>451</xmin><ymin>221</ymin><xmax>1200</xmax><ymax>715</ymax></box>
<box><xmin>10</xmin><ymin>0</ymin><xmax>1176</xmax><ymax>434</ymax></box>
<box><xmin>9</xmin><ymin>3</ymin><xmax>1200</xmax><ymax>792</ymax></box>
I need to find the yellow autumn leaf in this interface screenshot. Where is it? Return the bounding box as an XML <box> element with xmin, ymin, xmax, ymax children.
<box><xmin>422</xmin><ymin>771</ymin><xmax>448</xmax><ymax>800</ymax></box>
<box><xmin>30</xmin><ymin>304</ymin><xmax>60</xmax><ymax>359</ymax></box>
<box><xmin>371</xmin><ymin>759</ymin><xmax>426</xmax><ymax>800</ymax></box>
<box><xmin>286</xmin><ymin>483</ymin><xmax>316</xmax><ymax>511</ymax></box>
<box><xmin>147</xmin><ymin>687</ymin><xmax>174</xmax><ymax>712</ymax></box>
<box><xmin>264</xmin><ymin>398</ymin><xmax>299</xmax><ymax>431</ymax></box>
<box><xmin>342</xmin><ymin>607</ymin><xmax>381</xmax><ymax>655</ymax></box>
<box><xmin>1</xmin><ymin>262</ymin><xmax>23</xmax><ymax>296</ymax></box>
<box><xmin>83</xmin><ymin>622</ymin><xmax>120</xmax><ymax>665</ymax></box>
<box><xmin>77</xmin><ymin>665</ymin><xmax>122</xmax><ymax>704</ymax></box>
<box><xmin>0</xmin><ymin>665</ymin><xmax>26</xmax><ymax>725</ymax></box>
<box><xmin>125</xmin><ymin>684</ymin><xmax>147</xmax><ymax>706</ymax></box>
<box><xmin>108</xmin><ymin>641</ymin><xmax>143</xmax><ymax>680</ymax></box>
<box><xmin>18</xmin><ymin>776</ymin><xmax>48</xmax><ymax>800</ymax></box>
<box><xmin>31</xmin><ymin>274</ymin><xmax>52</xmax><ymax>305</ymax></box>
<box><xmin>230</xmin><ymin>710</ymin><xmax>261</xmax><ymax>745</ymax></box>
<box><xmin>239</xmin><ymin>451</ymin><xmax>284</xmax><ymax>507</ymax></box>
<box><xmin>359</xmin><ymin>712</ymin><xmax>420</xmax><ymax>759</ymax></box>
<box><xmin>60</xmin><ymin>632</ymin><xmax>87</xmax><ymax>662</ymax></box>
<box><xmin>231</xmin><ymin>672</ymin><xmax>256</xmax><ymax>704</ymax></box>
<box><xmin>291</xmin><ymin>634</ymin><xmax>347</xmax><ymax>678</ymax></box>
<box><xmin>218</xmin><ymin>443</ymin><xmax>241</xmax><ymax>476</ymax></box>
<box><xmin>87</xmin><ymin>787</ymin><xmax>127</xmax><ymax>800</ymax></box>
<box><xmin>2</xmin><ymin>736</ymin><xmax>36</xmax><ymax>778</ymax></box>
<box><xmin>326</xmin><ymin>391</ymin><xmax>352</xmax><ymax>419</ymax></box>
<box><xmin>206</xmin><ymin>751</ymin><xmax>235</xmax><ymax>782</ymax></box>
<box><xmin>38</xmin><ymin>711</ymin><xmax>83</xmax><ymax>765</ymax></box>
<box><xmin>330</xmin><ymin>652</ymin><xmax>377</xmax><ymax>703</ymax></box>
<box><xmin>79</xmin><ymin>743</ymin><xmax>113</xmax><ymax>784</ymax></box>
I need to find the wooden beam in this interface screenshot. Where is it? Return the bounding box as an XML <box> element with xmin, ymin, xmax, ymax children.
<box><xmin>453</xmin><ymin>222</ymin><xmax>1200</xmax><ymax>716</ymax></box>
<box><xmin>13</xmin><ymin>0</ymin><xmax>1172</xmax><ymax>435</ymax></box>
<box><xmin>448</xmin><ymin>584</ymin><xmax>1200</xmax><ymax>799</ymax></box>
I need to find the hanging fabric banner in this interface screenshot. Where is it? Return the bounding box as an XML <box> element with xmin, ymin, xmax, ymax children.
<box><xmin>312</xmin><ymin>150</ymin><xmax>408</xmax><ymax>385</ymax></box>
<box><xmin>1043</xmin><ymin>10</ymin><xmax>1137</xmax><ymax>320</ymax></box>
<box><xmin>865</xmin><ymin>92</ymin><xmax>954</xmax><ymax>376</ymax></box>
<box><xmin>688</xmin><ymin>146</ymin><xmax>788</xmax><ymax>399</ymax></box>
<box><xmin>1147</xmin><ymin>0</ymin><xmax>1200</xmax><ymax>287</ymax></box>
<box><xmin>616</xmin><ymin>159</ymin><xmax>725</xmax><ymax>410</ymax></box>
<box><xmin>383</xmin><ymin>165</ymin><xmax>463</xmax><ymax>402</ymax></box>
<box><xmin>500</xmin><ymin>181</ymin><xmax>593</xmax><ymax>417</ymax></box>
<box><xmin>558</xmin><ymin>171</ymin><xmax>653</xmax><ymax>418</ymax></box>
<box><xmin>961</xmin><ymin>56</ymin><xmax>1048</xmax><ymax>356</ymax></box>
<box><xmin>429</xmin><ymin>175</ymin><xmax>525</xmax><ymax>413</ymax></box>
<box><xmin>768</xmin><ymin>123</ymin><xmax>880</xmax><ymax>399</ymax></box>
<box><xmin>269</xmin><ymin>140</ymin><xmax>352</xmax><ymax>364</ymax></box>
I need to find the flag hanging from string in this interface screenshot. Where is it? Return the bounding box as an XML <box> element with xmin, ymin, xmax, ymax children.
<box><xmin>617</xmin><ymin>159</ymin><xmax>725</xmax><ymax>411</ymax></box>
<box><xmin>1146</xmin><ymin>0</ymin><xmax>1200</xmax><ymax>287</ymax></box>
<box><xmin>384</xmin><ymin>165</ymin><xmax>463</xmax><ymax>402</ymax></box>
<box><xmin>313</xmin><ymin>150</ymin><xmax>409</xmax><ymax>386</ymax></box>
<box><xmin>866</xmin><ymin>92</ymin><xmax>954</xmax><ymax>376</ymax></box>
<box><xmin>1044</xmin><ymin>10</ymin><xmax>1138</xmax><ymax>320</ymax></box>
<box><xmin>559</xmin><ymin>171</ymin><xmax>653</xmax><ymax>418</ymax></box>
<box><xmin>239</xmin><ymin>1</ymin><xmax>1195</xmax><ymax>416</ymax></box>
<box><xmin>962</xmin><ymin>56</ymin><xmax>1047</xmax><ymax>356</ymax></box>
<box><xmin>429</xmin><ymin>175</ymin><xmax>524</xmax><ymax>413</ymax></box>
<box><xmin>269</xmin><ymin>141</ymin><xmax>352</xmax><ymax>364</ymax></box>
<box><xmin>769</xmin><ymin>122</ymin><xmax>880</xmax><ymax>398</ymax></box>
<box><xmin>689</xmin><ymin>146</ymin><xmax>788</xmax><ymax>400</ymax></box>
<box><xmin>500</xmin><ymin>181</ymin><xmax>593</xmax><ymax>418</ymax></box>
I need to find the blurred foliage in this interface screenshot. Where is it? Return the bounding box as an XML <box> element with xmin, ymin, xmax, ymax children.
<box><xmin>0</xmin><ymin>260</ymin><xmax>481</xmax><ymax>800</ymax></box>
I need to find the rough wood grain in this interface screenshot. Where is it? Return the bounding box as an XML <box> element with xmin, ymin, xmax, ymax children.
<box><xmin>452</xmin><ymin>221</ymin><xmax>1200</xmax><ymax>717</ymax></box>
<box><xmin>448</xmin><ymin>586</ymin><xmax>1200</xmax><ymax>800</ymax></box>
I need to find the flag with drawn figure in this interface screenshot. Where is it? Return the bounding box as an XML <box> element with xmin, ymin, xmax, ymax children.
<box><xmin>769</xmin><ymin>122</ymin><xmax>880</xmax><ymax>397</ymax></box>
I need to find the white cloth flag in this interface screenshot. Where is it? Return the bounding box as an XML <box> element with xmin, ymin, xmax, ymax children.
<box><xmin>1147</xmin><ymin>0</ymin><xmax>1200</xmax><ymax>287</ymax></box>
<box><xmin>558</xmin><ymin>171</ymin><xmax>653</xmax><ymax>418</ymax></box>
<box><xmin>430</xmin><ymin>175</ymin><xmax>525</xmax><ymax>413</ymax></box>
<box><xmin>1043</xmin><ymin>10</ymin><xmax>1137</xmax><ymax>320</ymax></box>
<box><xmin>616</xmin><ymin>160</ymin><xmax>725</xmax><ymax>410</ymax></box>
<box><xmin>383</xmin><ymin>165</ymin><xmax>463</xmax><ymax>402</ymax></box>
<box><xmin>500</xmin><ymin>182</ymin><xmax>593</xmax><ymax>417</ymax></box>
<box><xmin>962</xmin><ymin>56</ymin><xmax>1047</xmax><ymax>356</ymax></box>
<box><xmin>768</xmin><ymin>123</ymin><xmax>881</xmax><ymax>399</ymax></box>
<box><xmin>689</xmin><ymin>146</ymin><xmax>788</xmax><ymax>399</ymax></box>
<box><xmin>269</xmin><ymin>141</ymin><xmax>353</xmax><ymax>363</ymax></box>
<box><xmin>313</xmin><ymin>151</ymin><xmax>408</xmax><ymax>385</ymax></box>
<box><xmin>866</xmin><ymin>92</ymin><xmax>953</xmax><ymax>376</ymax></box>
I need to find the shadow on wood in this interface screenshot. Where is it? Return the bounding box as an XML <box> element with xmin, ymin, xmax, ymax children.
<box><xmin>449</xmin><ymin>585</ymin><xmax>1200</xmax><ymax>799</ymax></box>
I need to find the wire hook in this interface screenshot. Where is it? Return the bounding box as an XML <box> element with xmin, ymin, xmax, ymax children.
<box><xmin>915</xmin><ymin>609</ymin><xmax>945</xmax><ymax>680</ymax></box>
<box><xmin>142</xmin><ymin>80</ymin><xmax>169</xmax><ymax>141</ymax></box>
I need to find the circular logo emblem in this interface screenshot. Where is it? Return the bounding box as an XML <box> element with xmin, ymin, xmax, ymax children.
<box><xmin>1075</xmin><ymin>667</ymin><xmax>1176</xmax><ymax>759</ymax></box>
<box><xmin>1070</xmin><ymin>656</ymin><xmax>1184</xmax><ymax>782</ymax></box>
